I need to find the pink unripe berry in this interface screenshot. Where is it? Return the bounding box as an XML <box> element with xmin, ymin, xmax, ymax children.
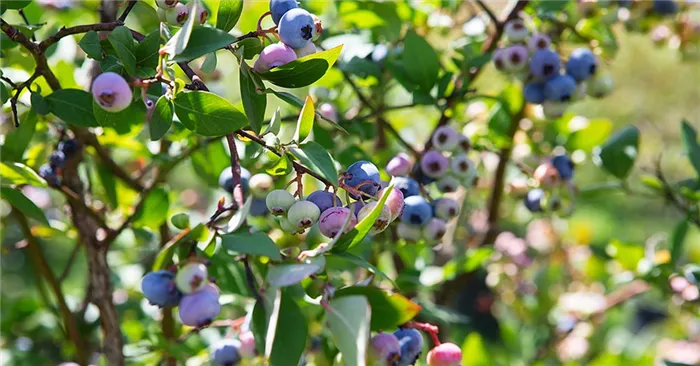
<box><xmin>386</xmin><ymin>152</ymin><xmax>412</xmax><ymax>177</ymax></box>
<box><xmin>254</xmin><ymin>43</ymin><xmax>298</xmax><ymax>72</ymax></box>
<box><xmin>318</xmin><ymin>207</ymin><xmax>357</xmax><ymax>238</ymax></box>
<box><xmin>294</xmin><ymin>42</ymin><xmax>317</xmax><ymax>58</ymax></box>
<box><xmin>239</xmin><ymin>331</ymin><xmax>257</xmax><ymax>357</ymax></box>
<box><xmin>533</xmin><ymin>162</ymin><xmax>560</xmax><ymax>188</ymax></box>
<box><xmin>358</xmin><ymin>202</ymin><xmax>392</xmax><ymax>235</ymax></box>
<box><xmin>311</xmin><ymin>14</ymin><xmax>323</xmax><ymax>41</ymax></box>
<box><xmin>426</xmin><ymin>343</ymin><xmax>462</xmax><ymax>366</ymax></box>
<box><xmin>91</xmin><ymin>72</ymin><xmax>132</xmax><ymax>112</ymax></box>
<box><xmin>377</xmin><ymin>186</ymin><xmax>404</xmax><ymax>222</ymax></box>
<box><xmin>165</xmin><ymin>3</ymin><xmax>189</xmax><ymax>25</ymax></box>
<box><xmin>318</xmin><ymin>102</ymin><xmax>338</xmax><ymax>122</ymax></box>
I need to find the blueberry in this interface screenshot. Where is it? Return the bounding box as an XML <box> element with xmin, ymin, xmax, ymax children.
<box><xmin>368</xmin><ymin>333</ymin><xmax>401</xmax><ymax>365</ymax></box>
<box><xmin>187</xmin><ymin>2</ymin><xmax>209</xmax><ymax>24</ymax></box>
<box><xmin>318</xmin><ymin>207</ymin><xmax>356</xmax><ymax>238</ymax></box>
<box><xmin>528</xmin><ymin>34</ymin><xmax>551</xmax><ymax>53</ymax></box>
<box><xmin>239</xmin><ymin>331</ymin><xmax>257</xmax><ymax>357</ymax></box>
<box><xmin>419</xmin><ymin>150</ymin><xmax>449</xmax><ymax>179</ymax></box>
<box><xmin>343</xmin><ymin>160</ymin><xmax>381</xmax><ymax>199</ymax></box>
<box><xmin>426</xmin><ymin>342</ymin><xmax>462</xmax><ymax>366</ymax></box>
<box><xmin>58</xmin><ymin>139</ymin><xmax>81</xmax><ymax>157</ymax></box>
<box><xmin>422</xmin><ymin>218</ymin><xmax>447</xmax><ymax>242</ymax></box>
<box><xmin>357</xmin><ymin>202</ymin><xmax>392</xmax><ymax>235</ymax></box>
<box><xmin>544</xmin><ymin>74</ymin><xmax>577</xmax><ymax>102</ymax></box>
<box><xmin>394</xmin><ymin>328</ymin><xmax>423</xmax><ymax>366</ymax></box>
<box><xmin>219</xmin><ymin>167</ymin><xmax>250</xmax><ymax>195</ymax></box>
<box><xmin>524</xmin><ymin>82</ymin><xmax>546</xmax><ymax>104</ymax></box>
<box><xmin>448</xmin><ymin>152</ymin><xmax>471</xmax><ymax>174</ymax></box>
<box><xmin>386</xmin><ymin>153</ymin><xmax>412</xmax><ymax>177</ymax></box>
<box><xmin>156</xmin><ymin>0</ymin><xmax>178</xmax><ymax>9</ymax></box>
<box><xmin>524</xmin><ymin>189</ymin><xmax>545</xmax><ymax>213</ymax></box>
<box><xmin>140</xmin><ymin>270</ymin><xmax>182</xmax><ymax>308</ymax></box>
<box><xmin>277</xmin><ymin>8</ymin><xmax>314</xmax><ymax>49</ymax></box>
<box><xmin>533</xmin><ymin>162</ymin><xmax>560</xmax><ymax>188</ymax></box>
<box><xmin>270</xmin><ymin>0</ymin><xmax>298</xmax><ymax>25</ymax></box>
<box><xmin>504</xmin><ymin>19</ymin><xmax>529</xmax><ymax>42</ymax></box>
<box><xmin>347</xmin><ymin>201</ymin><xmax>365</xmax><ymax>217</ymax></box>
<box><xmin>565</xmin><ymin>48</ymin><xmax>598</xmax><ymax>82</ymax></box>
<box><xmin>542</xmin><ymin>100</ymin><xmax>569</xmax><ymax>119</ymax></box>
<box><xmin>653</xmin><ymin>0</ymin><xmax>678</xmax><ymax>15</ymax></box>
<box><xmin>49</xmin><ymin>151</ymin><xmax>66</xmax><ymax>169</ymax></box>
<box><xmin>397</xmin><ymin>222</ymin><xmax>422</xmax><ymax>242</ymax></box>
<box><xmin>378</xmin><ymin>187</ymin><xmax>404</xmax><ymax>221</ymax></box>
<box><xmin>492</xmin><ymin>48</ymin><xmax>507</xmax><ymax>72</ymax></box>
<box><xmin>249</xmin><ymin>173</ymin><xmax>273</xmax><ymax>199</ymax></box>
<box><xmin>287</xmin><ymin>200</ymin><xmax>321</xmax><ymax>229</ymax></box>
<box><xmin>250</xmin><ymin>198</ymin><xmax>269</xmax><ymax>217</ymax></box>
<box><xmin>586</xmin><ymin>72</ymin><xmax>614</xmax><ymax>98</ymax></box>
<box><xmin>91</xmin><ymin>72</ymin><xmax>133</xmax><ymax>113</ymax></box>
<box><xmin>306</xmin><ymin>190</ymin><xmax>342</xmax><ymax>214</ymax></box>
<box><xmin>412</xmin><ymin>164</ymin><xmax>436</xmax><ymax>185</ymax></box>
<box><xmin>165</xmin><ymin>3</ymin><xmax>189</xmax><ymax>25</ymax></box>
<box><xmin>400</xmin><ymin>196</ymin><xmax>433</xmax><ymax>226</ymax></box>
<box><xmin>210</xmin><ymin>338</ymin><xmax>242</xmax><ymax>366</ymax></box>
<box><xmin>436</xmin><ymin>175</ymin><xmax>460</xmax><ymax>193</ymax></box>
<box><xmin>432</xmin><ymin>198</ymin><xmax>459</xmax><ymax>220</ymax></box>
<box><xmin>551</xmin><ymin>154</ymin><xmax>574</xmax><ymax>180</ymax></box>
<box><xmin>266</xmin><ymin>189</ymin><xmax>296</xmax><ymax>216</ymax></box>
<box><xmin>392</xmin><ymin>176</ymin><xmax>420</xmax><ymax>197</ymax></box>
<box><xmin>39</xmin><ymin>164</ymin><xmax>59</xmax><ymax>186</ymax></box>
<box><xmin>175</xmin><ymin>262</ymin><xmax>208</xmax><ymax>294</ymax></box>
<box><xmin>529</xmin><ymin>49</ymin><xmax>561</xmax><ymax>80</ymax></box>
<box><xmin>178</xmin><ymin>287</ymin><xmax>221</xmax><ymax>327</ymax></box>
<box><xmin>318</xmin><ymin>103</ymin><xmax>337</xmax><ymax>123</ymax></box>
<box><xmin>503</xmin><ymin>45</ymin><xmax>529</xmax><ymax>72</ymax></box>
<box><xmin>431</xmin><ymin>126</ymin><xmax>460</xmax><ymax>152</ymax></box>
<box><xmin>253</xmin><ymin>43</ymin><xmax>297</xmax><ymax>73</ymax></box>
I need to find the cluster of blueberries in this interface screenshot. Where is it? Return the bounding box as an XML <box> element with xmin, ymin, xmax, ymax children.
<box><xmin>389</xmin><ymin>125</ymin><xmax>476</xmax><ymax>243</ymax></box>
<box><xmin>207</xmin><ymin>331</ymin><xmax>257</xmax><ymax>366</ymax></box>
<box><xmin>155</xmin><ymin>0</ymin><xmax>209</xmax><ymax>26</ymax></box>
<box><xmin>140</xmin><ymin>262</ymin><xmax>221</xmax><ymax>328</ymax></box>
<box><xmin>523</xmin><ymin>153</ymin><xmax>575</xmax><ymax>213</ymax></box>
<box><xmin>38</xmin><ymin>139</ymin><xmax>80</xmax><ymax>186</ymax></box>
<box><xmin>492</xmin><ymin>19</ymin><xmax>614</xmax><ymax>118</ymax></box>
<box><xmin>369</xmin><ymin>329</ymin><xmax>462</xmax><ymax>366</ymax></box>
<box><xmin>253</xmin><ymin>0</ymin><xmax>323</xmax><ymax>72</ymax></box>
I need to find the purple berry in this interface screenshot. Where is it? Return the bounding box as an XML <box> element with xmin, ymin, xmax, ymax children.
<box><xmin>343</xmin><ymin>160</ymin><xmax>381</xmax><ymax>199</ymax></box>
<box><xmin>175</xmin><ymin>262</ymin><xmax>208</xmax><ymax>294</ymax></box>
<box><xmin>565</xmin><ymin>48</ymin><xmax>598</xmax><ymax>82</ymax></box>
<box><xmin>306</xmin><ymin>190</ymin><xmax>342</xmax><ymax>214</ymax></box>
<box><xmin>378</xmin><ymin>186</ymin><xmax>404</xmax><ymax>221</ymax></box>
<box><xmin>140</xmin><ymin>270</ymin><xmax>182</xmax><ymax>307</ymax></box>
<box><xmin>178</xmin><ymin>288</ymin><xmax>221</xmax><ymax>327</ymax></box>
<box><xmin>49</xmin><ymin>151</ymin><xmax>66</xmax><ymax>169</ymax></box>
<box><xmin>528</xmin><ymin>34</ymin><xmax>551</xmax><ymax>53</ymax></box>
<box><xmin>277</xmin><ymin>8</ymin><xmax>314</xmax><ymax>49</ymax></box>
<box><xmin>266</xmin><ymin>189</ymin><xmax>296</xmax><ymax>216</ymax></box>
<box><xmin>358</xmin><ymin>202</ymin><xmax>392</xmax><ymax>235</ymax></box>
<box><xmin>422</xmin><ymin>218</ymin><xmax>447</xmax><ymax>242</ymax></box>
<box><xmin>504</xmin><ymin>19</ymin><xmax>529</xmax><ymax>41</ymax></box>
<box><xmin>456</xmin><ymin>134</ymin><xmax>472</xmax><ymax>152</ymax></box>
<box><xmin>432</xmin><ymin>198</ymin><xmax>459</xmax><ymax>220</ymax></box>
<box><xmin>91</xmin><ymin>72</ymin><xmax>132</xmax><ymax>112</ymax></box>
<box><xmin>386</xmin><ymin>153</ymin><xmax>412</xmax><ymax>177</ymax></box>
<box><xmin>524</xmin><ymin>82</ymin><xmax>546</xmax><ymax>104</ymax></box>
<box><xmin>270</xmin><ymin>0</ymin><xmax>299</xmax><ymax>24</ymax></box>
<box><xmin>426</xmin><ymin>343</ymin><xmax>462</xmax><ymax>366</ymax></box>
<box><xmin>239</xmin><ymin>331</ymin><xmax>257</xmax><ymax>357</ymax></box>
<box><xmin>493</xmin><ymin>48</ymin><xmax>507</xmax><ymax>72</ymax></box>
<box><xmin>412</xmin><ymin>164</ymin><xmax>436</xmax><ymax>185</ymax></box>
<box><xmin>544</xmin><ymin>74</ymin><xmax>577</xmax><ymax>102</ymax></box>
<box><xmin>287</xmin><ymin>200</ymin><xmax>320</xmax><ymax>229</ymax></box>
<box><xmin>529</xmin><ymin>49</ymin><xmax>561</xmax><ymax>80</ymax></box>
<box><xmin>419</xmin><ymin>150</ymin><xmax>449</xmax><ymax>179</ymax></box>
<box><xmin>369</xmin><ymin>333</ymin><xmax>401</xmax><ymax>365</ymax></box>
<box><xmin>394</xmin><ymin>328</ymin><xmax>424</xmax><ymax>366</ymax></box>
<box><xmin>210</xmin><ymin>338</ymin><xmax>242</xmax><ymax>366</ymax></box>
<box><xmin>253</xmin><ymin>43</ymin><xmax>297</xmax><ymax>73</ymax></box>
<box><xmin>431</xmin><ymin>126</ymin><xmax>460</xmax><ymax>152</ymax></box>
<box><xmin>503</xmin><ymin>45</ymin><xmax>529</xmax><ymax>72</ymax></box>
<box><xmin>400</xmin><ymin>196</ymin><xmax>433</xmax><ymax>226</ymax></box>
<box><xmin>318</xmin><ymin>207</ymin><xmax>357</xmax><ymax>238</ymax></box>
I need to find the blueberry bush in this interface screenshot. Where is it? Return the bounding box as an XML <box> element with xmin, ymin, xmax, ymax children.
<box><xmin>1</xmin><ymin>1</ymin><xmax>699</xmax><ymax>365</ymax></box>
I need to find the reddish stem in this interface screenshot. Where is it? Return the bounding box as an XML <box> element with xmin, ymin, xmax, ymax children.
<box><xmin>404</xmin><ymin>321</ymin><xmax>441</xmax><ymax>346</ymax></box>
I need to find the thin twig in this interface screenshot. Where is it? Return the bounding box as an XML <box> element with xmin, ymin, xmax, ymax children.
<box><xmin>117</xmin><ymin>0</ymin><xmax>138</xmax><ymax>23</ymax></box>
<box><xmin>476</xmin><ymin>0</ymin><xmax>499</xmax><ymax>26</ymax></box>
<box><xmin>58</xmin><ymin>241</ymin><xmax>83</xmax><ymax>283</ymax></box>
<box><xmin>17</xmin><ymin>9</ymin><xmax>36</xmax><ymax>42</ymax></box>
<box><xmin>9</xmin><ymin>72</ymin><xmax>39</xmax><ymax>127</ymax></box>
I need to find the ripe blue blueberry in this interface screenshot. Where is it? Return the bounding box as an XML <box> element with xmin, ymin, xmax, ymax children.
<box><xmin>524</xmin><ymin>188</ymin><xmax>545</xmax><ymax>213</ymax></box>
<box><xmin>492</xmin><ymin>48</ymin><xmax>507</xmax><ymax>72</ymax></box>
<box><xmin>369</xmin><ymin>333</ymin><xmax>401</xmax><ymax>365</ymax></box>
<box><xmin>178</xmin><ymin>286</ymin><xmax>221</xmax><ymax>327</ymax></box>
<box><xmin>528</xmin><ymin>34</ymin><xmax>551</xmax><ymax>53</ymax></box>
<box><xmin>218</xmin><ymin>167</ymin><xmax>250</xmax><ymax>195</ymax></box>
<box><xmin>277</xmin><ymin>8</ymin><xmax>314</xmax><ymax>49</ymax></box>
<box><xmin>503</xmin><ymin>45</ymin><xmax>529</xmax><ymax>73</ymax></box>
<box><xmin>400</xmin><ymin>196</ymin><xmax>433</xmax><ymax>226</ymax></box>
<box><xmin>266</xmin><ymin>189</ymin><xmax>296</xmax><ymax>216</ymax></box>
<box><xmin>91</xmin><ymin>72</ymin><xmax>133</xmax><ymax>112</ymax></box>
<box><xmin>343</xmin><ymin>160</ymin><xmax>381</xmax><ymax>199</ymax></box>
<box><xmin>432</xmin><ymin>198</ymin><xmax>459</xmax><ymax>220</ymax></box>
<box><xmin>565</xmin><ymin>48</ymin><xmax>597</xmax><ymax>82</ymax></box>
<box><xmin>270</xmin><ymin>0</ymin><xmax>298</xmax><ymax>24</ymax></box>
<box><xmin>529</xmin><ymin>49</ymin><xmax>561</xmax><ymax>80</ymax></box>
<box><xmin>397</xmin><ymin>222</ymin><xmax>423</xmax><ymax>242</ymax></box>
<box><xmin>412</xmin><ymin>164</ymin><xmax>436</xmax><ymax>185</ymax></box>
<box><xmin>250</xmin><ymin>198</ymin><xmax>269</xmax><ymax>217</ymax></box>
<box><xmin>49</xmin><ymin>151</ymin><xmax>66</xmax><ymax>169</ymax></box>
<box><xmin>306</xmin><ymin>190</ymin><xmax>342</xmax><ymax>214</ymax></box>
<box><xmin>524</xmin><ymin>82</ymin><xmax>546</xmax><ymax>104</ymax></box>
<box><xmin>175</xmin><ymin>262</ymin><xmax>208</xmax><ymax>294</ymax></box>
<box><xmin>140</xmin><ymin>270</ymin><xmax>182</xmax><ymax>308</ymax></box>
<box><xmin>39</xmin><ymin>164</ymin><xmax>59</xmax><ymax>186</ymax></box>
<box><xmin>419</xmin><ymin>150</ymin><xmax>449</xmax><ymax>179</ymax></box>
<box><xmin>209</xmin><ymin>338</ymin><xmax>242</xmax><ymax>366</ymax></box>
<box><xmin>551</xmin><ymin>154</ymin><xmax>574</xmax><ymax>180</ymax></box>
<box><xmin>392</xmin><ymin>176</ymin><xmax>420</xmax><ymax>197</ymax></box>
<box><xmin>394</xmin><ymin>328</ymin><xmax>424</xmax><ymax>366</ymax></box>
<box><xmin>386</xmin><ymin>152</ymin><xmax>412</xmax><ymax>177</ymax></box>
<box><xmin>431</xmin><ymin>126</ymin><xmax>460</xmax><ymax>152</ymax></box>
<box><xmin>653</xmin><ymin>0</ymin><xmax>678</xmax><ymax>15</ymax></box>
<box><xmin>544</xmin><ymin>74</ymin><xmax>577</xmax><ymax>102</ymax></box>
<box><xmin>58</xmin><ymin>139</ymin><xmax>80</xmax><ymax>157</ymax></box>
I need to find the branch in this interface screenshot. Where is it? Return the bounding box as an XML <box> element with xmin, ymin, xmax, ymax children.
<box><xmin>118</xmin><ymin>0</ymin><xmax>138</xmax><ymax>23</ymax></box>
<box><xmin>226</xmin><ymin>134</ymin><xmax>245</xmax><ymax>207</ymax></box>
<box><xmin>58</xmin><ymin>241</ymin><xmax>83</xmax><ymax>283</ymax></box>
<box><xmin>9</xmin><ymin>72</ymin><xmax>39</xmax><ymax>127</ymax></box>
<box><xmin>476</xmin><ymin>0</ymin><xmax>499</xmax><ymax>26</ymax></box>
<box><xmin>12</xmin><ymin>210</ymin><xmax>89</xmax><ymax>365</ymax></box>
<box><xmin>58</xmin><ymin>185</ymin><xmax>109</xmax><ymax>228</ymax></box>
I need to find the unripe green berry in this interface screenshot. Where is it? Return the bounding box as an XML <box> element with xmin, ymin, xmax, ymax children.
<box><xmin>156</xmin><ymin>0</ymin><xmax>178</xmax><ymax>9</ymax></box>
<box><xmin>287</xmin><ymin>201</ymin><xmax>320</xmax><ymax>229</ymax></box>
<box><xmin>266</xmin><ymin>189</ymin><xmax>296</xmax><ymax>216</ymax></box>
<box><xmin>249</xmin><ymin>173</ymin><xmax>274</xmax><ymax>199</ymax></box>
<box><xmin>165</xmin><ymin>3</ymin><xmax>189</xmax><ymax>26</ymax></box>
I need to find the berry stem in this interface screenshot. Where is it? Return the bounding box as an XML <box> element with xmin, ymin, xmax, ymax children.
<box><xmin>405</xmin><ymin>321</ymin><xmax>441</xmax><ymax>346</ymax></box>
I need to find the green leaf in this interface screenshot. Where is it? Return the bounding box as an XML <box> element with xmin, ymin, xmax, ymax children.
<box><xmin>92</xmin><ymin>100</ymin><xmax>145</xmax><ymax>129</ymax></box>
<box><xmin>294</xmin><ymin>96</ymin><xmax>314</xmax><ymax>143</ymax></box>
<box><xmin>108</xmin><ymin>26</ymin><xmax>137</xmax><ymax>76</ymax></box>
<box><xmin>0</xmin><ymin>81</ymin><xmax>8</xmax><ymax>104</ymax></box>
<box><xmin>216</xmin><ymin>0</ymin><xmax>243</xmax><ymax>32</ymax></box>
<box><xmin>461</xmin><ymin>333</ymin><xmax>492</xmax><ymax>366</ymax></box>
<box><xmin>332</xmin><ymin>185</ymin><xmax>393</xmax><ymax>252</ymax></box>
<box><xmin>594</xmin><ymin>125</ymin><xmax>640</xmax><ymax>179</ymax></box>
<box><xmin>567</xmin><ymin>118</ymin><xmax>613</xmax><ymax>152</ymax></box>
<box><xmin>263</xmin><ymin>107</ymin><xmax>282</xmax><ymax>135</ymax></box>
<box><xmin>267</xmin><ymin>89</ymin><xmax>348</xmax><ymax>134</ymax></box>
<box><xmin>170</xmin><ymin>213</ymin><xmax>190</xmax><ymax>230</ymax></box>
<box><xmin>402</xmin><ymin>30</ymin><xmax>440</xmax><ymax>92</ymax></box>
<box><xmin>206</xmin><ymin>247</ymin><xmax>250</xmax><ymax>296</ymax></box>
<box><xmin>1</xmin><ymin>187</ymin><xmax>49</xmax><ymax>225</ymax></box>
<box><xmin>135</xmin><ymin>30</ymin><xmax>161</xmax><ymax>69</ymax></box>
<box><xmin>45</xmin><ymin>89</ymin><xmax>98</xmax><ymax>127</ymax></box>
<box><xmin>173</xmin><ymin>91</ymin><xmax>248</xmax><ymax>136</ymax></box>
<box><xmin>1</xmin><ymin>110</ymin><xmax>37</xmax><ymax>162</ymax></box>
<box><xmin>663</xmin><ymin>360</ymin><xmax>696</xmax><ymax>366</ymax></box>
<box><xmin>96</xmin><ymin>164</ymin><xmax>118</xmax><ymax>209</ymax></box>
<box><xmin>233</xmin><ymin>37</ymin><xmax>264</xmax><ymax>60</ymax></box>
<box><xmin>191</xmin><ymin>140</ymin><xmax>230</xmax><ymax>187</ymax></box>
<box><xmin>30</xmin><ymin>92</ymin><xmax>49</xmax><ymax>115</ymax></box>
<box><xmin>265</xmin><ymin>290</ymin><xmax>308</xmax><ymax>366</ymax></box>
<box><xmin>149</xmin><ymin>96</ymin><xmax>173</xmax><ymax>141</ymax></box>
<box><xmin>79</xmin><ymin>30</ymin><xmax>102</xmax><ymax>60</ymax></box>
<box><xmin>329</xmin><ymin>252</ymin><xmax>396</xmax><ymax>288</ymax></box>
<box><xmin>221</xmin><ymin>232</ymin><xmax>282</xmax><ymax>260</ymax></box>
<box><xmin>1</xmin><ymin>0</ymin><xmax>32</xmax><ymax>11</ymax></box>
<box><xmin>681</xmin><ymin>120</ymin><xmax>700</xmax><ymax>178</ymax></box>
<box><xmin>171</xmin><ymin>26</ymin><xmax>236</xmax><ymax>62</ymax></box>
<box><xmin>133</xmin><ymin>187</ymin><xmax>170</xmax><ymax>228</ymax></box>
<box><xmin>334</xmin><ymin>286</ymin><xmax>420</xmax><ymax>331</ymax></box>
<box><xmin>266</xmin><ymin>153</ymin><xmax>292</xmax><ymax>176</ymax></box>
<box><xmin>267</xmin><ymin>261</ymin><xmax>324</xmax><ymax>287</ymax></box>
<box><xmin>0</xmin><ymin>162</ymin><xmax>46</xmax><ymax>187</ymax></box>
<box><xmin>224</xmin><ymin>196</ymin><xmax>252</xmax><ymax>233</ymax></box>
<box><xmin>152</xmin><ymin>224</ymin><xmax>208</xmax><ymax>270</ymax></box>
<box><xmin>670</xmin><ymin>220</ymin><xmax>689</xmax><ymax>266</ymax></box>
<box><xmin>326</xmin><ymin>295</ymin><xmax>371</xmax><ymax>366</ymax></box>
<box><xmin>487</xmin><ymin>102</ymin><xmax>512</xmax><ymax>139</ymax></box>
<box><xmin>161</xmin><ymin>0</ymin><xmax>198</xmax><ymax>58</ymax></box>
<box><xmin>201</xmin><ymin>52</ymin><xmax>217</xmax><ymax>73</ymax></box>
<box><xmin>257</xmin><ymin>45</ymin><xmax>343</xmax><ymax>88</ymax></box>
<box><xmin>288</xmin><ymin>142</ymin><xmax>337</xmax><ymax>186</ymax></box>
<box><xmin>240</xmin><ymin>64</ymin><xmax>266</xmax><ymax>134</ymax></box>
